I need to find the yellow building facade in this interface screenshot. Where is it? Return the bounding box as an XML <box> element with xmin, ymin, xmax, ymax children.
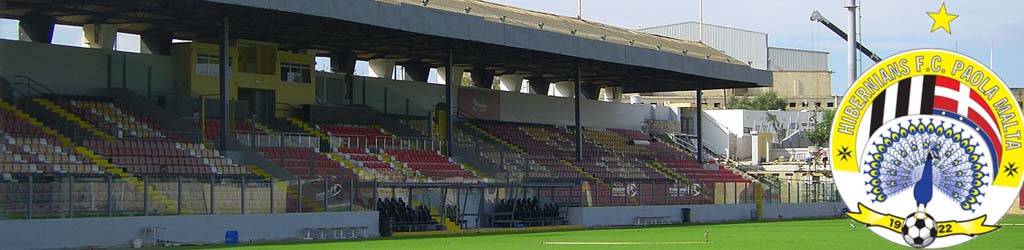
<box><xmin>171</xmin><ymin>40</ymin><xmax>316</xmax><ymax>118</ymax></box>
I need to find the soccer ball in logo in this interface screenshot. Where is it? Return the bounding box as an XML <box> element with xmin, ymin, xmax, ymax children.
<box><xmin>901</xmin><ymin>213</ymin><xmax>937</xmax><ymax>248</ymax></box>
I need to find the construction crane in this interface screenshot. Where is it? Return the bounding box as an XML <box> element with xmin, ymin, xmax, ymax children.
<box><xmin>810</xmin><ymin>10</ymin><xmax>883</xmax><ymax>63</ymax></box>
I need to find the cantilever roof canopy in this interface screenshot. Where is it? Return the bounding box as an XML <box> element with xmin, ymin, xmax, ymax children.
<box><xmin>0</xmin><ymin>0</ymin><xmax>772</xmax><ymax>92</ymax></box>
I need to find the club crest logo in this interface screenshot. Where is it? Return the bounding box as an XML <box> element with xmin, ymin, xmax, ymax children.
<box><xmin>831</xmin><ymin>49</ymin><xmax>1023</xmax><ymax>248</ymax></box>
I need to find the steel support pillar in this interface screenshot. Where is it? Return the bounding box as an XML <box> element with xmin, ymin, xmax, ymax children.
<box><xmin>574</xmin><ymin>67</ymin><xmax>583</xmax><ymax>161</ymax></box>
<box><xmin>444</xmin><ymin>49</ymin><xmax>455</xmax><ymax>157</ymax></box>
<box><xmin>696</xmin><ymin>86</ymin><xmax>704</xmax><ymax>164</ymax></box>
<box><xmin>219</xmin><ymin>17</ymin><xmax>230</xmax><ymax>151</ymax></box>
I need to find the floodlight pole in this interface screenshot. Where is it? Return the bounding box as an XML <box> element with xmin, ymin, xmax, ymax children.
<box><xmin>219</xmin><ymin>17</ymin><xmax>230</xmax><ymax>151</ymax></box>
<box><xmin>574</xmin><ymin>66</ymin><xmax>583</xmax><ymax>161</ymax></box>
<box><xmin>846</xmin><ymin>0</ymin><xmax>858</xmax><ymax>86</ymax></box>
<box><xmin>577</xmin><ymin>0</ymin><xmax>582</xmax><ymax>19</ymax></box>
<box><xmin>699</xmin><ymin>0</ymin><xmax>704</xmax><ymax>42</ymax></box>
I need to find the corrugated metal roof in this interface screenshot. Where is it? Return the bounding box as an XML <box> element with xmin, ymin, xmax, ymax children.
<box><xmin>639</xmin><ymin>22</ymin><xmax>768</xmax><ymax>70</ymax></box>
<box><xmin>768</xmin><ymin>47</ymin><xmax>829</xmax><ymax>72</ymax></box>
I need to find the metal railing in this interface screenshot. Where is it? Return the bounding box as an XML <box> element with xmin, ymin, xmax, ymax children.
<box><xmin>0</xmin><ymin>173</ymin><xmax>838</xmax><ymax>221</ymax></box>
<box><xmin>328</xmin><ymin>135</ymin><xmax>440</xmax><ymax>151</ymax></box>
<box><xmin>0</xmin><ymin>173</ymin><xmax>375</xmax><ymax>220</ymax></box>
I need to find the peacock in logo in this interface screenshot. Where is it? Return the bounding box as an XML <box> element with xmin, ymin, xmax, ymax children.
<box><xmin>864</xmin><ymin>118</ymin><xmax>988</xmax><ymax>213</ymax></box>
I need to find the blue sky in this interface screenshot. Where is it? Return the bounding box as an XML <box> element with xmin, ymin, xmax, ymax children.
<box><xmin>2</xmin><ymin>1</ymin><xmax>1021</xmax><ymax>94</ymax></box>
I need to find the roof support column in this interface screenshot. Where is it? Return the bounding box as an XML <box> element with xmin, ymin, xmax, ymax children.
<box><xmin>82</xmin><ymin>23</ymin><xmax>117</xmax><ymax>50</ymax></box>
<box><xmin>218</xmin><ymin>17</ymin><xmax>230</xmax><ymax>152</ymax></box>
<box><xmin>574</xmin><ymin>66</ymin><xmax>583</xmax><ymax>161</ymax></box>
<box><xmin>437</xmin><ymin>66</ymin><xmax>465</xmax><ymax>85</ymax></box>
<box><xmin>601</xmin><ymin>86</ymin><xmax>623</xmax><ymax>103</ymax></box>
<box><xmin>695</xmin><ymin>86</ymin><xmax>704</xmax><ymax>164</ymax></box>
<box><xmin>18</xmin><ymin>14</ymin><xmax>55</xmax><ymax>43</ymax></box>
<box><xmin>140</xmin><ymin>29</ymin><xmax>173</xmax><ymax>55</ymax></box>
<box><xmin>581</xmin><ymin>84</ymin><xmax>600</xmax><ymax>100</ymax></box>
<box><xmin>498</xmin><ymin>74</ymin><xmax>523</xmax><ymax>92</ymax></box>
<box><xmin>444</xmin><ymin>49</ymin><xmax>455</xmax><ymax>157</ymax></box>
<box><xmin>526</xmin><ymin>78</ymin><xmax>550</xmax><ymax>94</ymax></box>
<box><xmin>470</xmin><ymin>68</ymin><xmax>494</xmax><ymax>89</ymax></box>
<box><xmin>329</xmin><ymin>50</ymin><xmax>357</xmax><ymax>75</ymax></box>
<box><xmin>402</xmin><ymin>63</ymin><xmax>430</xmax><ymax>82</ymax></box>
<box><xmin>551</xmin><ymin>81</ymin><xmax>574</xmax><ymax>97</ymax></box>
<box><xmin>368</xmin><ymin>59</ymin><xmax>396</xmax><ymax>79</ymax></box>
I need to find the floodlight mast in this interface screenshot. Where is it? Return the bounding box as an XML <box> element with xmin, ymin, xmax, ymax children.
<box><xmin>809</xmin><ymin>10</ymin><xmax>883</xmax><ymax>65</ymax></box>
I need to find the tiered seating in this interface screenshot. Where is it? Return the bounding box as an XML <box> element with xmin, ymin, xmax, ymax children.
<box><xmin>475</xmin><ymin>123</ymin><xmax>582</xmax><ymax>181</ymax></box>
<box><xmin>257</xmin><ymin>146</ymin><xmax>353</xmax><ymax>177</ymax></box>
<box><xmin>0</xmin><ymin>105</ymin><xmax>98</xmax><ymax>175</ymax></box>
<box><xmin>659</xmin><ymin>159</ymin><xmax>747</xmax><ymax>182</ymax></box>
<box><xmin>609</xmin><ymin>128</ymin><xmax>748</xmax><ymax>183</ymax></box>
<box><xmin>448</xmin><ymin>124</ymin><xmax>538</xmax><ymax>177</ymax></box>
<box><xmin>85</xmin><ymin>140</ymin><xmax>249</xmax><ymax>175</ymax></box>
<box><xmin>477</xmin><ymin>122</ymin><xmax>667</xmax><ymax>182</ymax></box>
<box><xmin>198</xmin><ymin>119</ymin><xmax>265</xmax><ymax>142</ymax></box>
<box><xmin>584</xmin><ymin>129</ymin><xmax>649</xmax><ymax>156</ymax></box>
<box><xmin>40</xmin><ymin>95</ymin><xmax>260</xmax><ymax>177</ymax></box>
<box><xmin>335</xmin><ymin>147</ymin><xmax>406</xmax><ymax>182</ymax></box>
<box><xmin>317</xmin><ymin>124</ymin><xmax>388</xmax><ymax>147</ymax></box>
<box><xmin>384</xmin><ymin>149</ymin><xmax>477</xmax><ymax>182</ymax></box>
<box><xmin>48</xmin><ymin>96</ymin><xmax>164</xmax><ymax>139</ymax></box>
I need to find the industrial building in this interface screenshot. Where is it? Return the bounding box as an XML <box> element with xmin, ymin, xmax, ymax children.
<box><xmin>630</xmin><ymin>22</ymin><xmax>834</xmax><ymax>111</ymax></box>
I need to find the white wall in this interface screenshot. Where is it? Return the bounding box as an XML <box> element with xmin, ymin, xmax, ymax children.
<box><xmin>704</xmin><ymin>110</ymin><xmax>821</xmax><ymax>137</ymax></box>
<box><xmin>702</xmin><ymin>110</ymin><xmax>822</xmax><ymax>158</ymax></box>
<box><xmin>652</xmin><ymin>105</ymin><xmax>677</xmax><ymax>121</ymax></box>
<box><xmin>700</xmin><ymin>110</ymin><xmax>733</xmax><ymax>157</ymax></box>
<box><xmin>0</xmin><ymin>39</ymin><xmax>176</xmax><ymax>98</ymax></box>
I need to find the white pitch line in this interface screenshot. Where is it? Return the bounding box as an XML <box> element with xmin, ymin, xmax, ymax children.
<box><xmin>998</xmin><ymin>223</ymin><xmax>1024</xmax><ymax>226</ymax></box>
<box><xmin>542</xmin><ymin>241</ymin><xmax>711</xmax><ymax>245</ymax></box>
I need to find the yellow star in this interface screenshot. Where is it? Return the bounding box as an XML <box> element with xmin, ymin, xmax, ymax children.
<box><xmin>927</xmin><ymin>2</ymin><xmax>959</xmax><ymax>34</ymax></box>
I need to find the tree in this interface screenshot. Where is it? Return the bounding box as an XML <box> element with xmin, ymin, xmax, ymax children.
<box><xmin>726</xmin><ymin>91</ymin><xmax>788</xmax><ymax>110</ymax></box>
<box><xmin>806</xmin><ymin>109</ymin><xmax>835</xmax><ymax>146</ymax></box>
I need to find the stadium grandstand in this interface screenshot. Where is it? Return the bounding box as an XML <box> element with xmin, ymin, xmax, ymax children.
<box><xmin>0</xmin><ymin>0</ymin><xmax>845</xmax><ymax>248</ymax></box>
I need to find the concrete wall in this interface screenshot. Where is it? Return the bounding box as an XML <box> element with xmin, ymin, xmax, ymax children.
<box><xmin>353</xmin><ymin>76</ymin><xmax>673</xmax><ymax>130</ymax></box>
<box><xmin>567</xmin><ymin>202</ymin><xmax>844</xmax><ymax>227</ymax></box>
<box><xmin>768</xmin><ymin>71</ymin><xmax>833</xmax><ymax>108</ymax></box>
<box><xmin>500</xmin><ymin>90</ymin><xmax>657</xmax><ymax>130</ymax></box>
<box><xmin>0</xmin><ymin>211</ymin><xmax>378</xmax><ymax>250</ymax></box>
<box><xmin>568</xmin><ymin>204</ymin><xmax>755</xmax><ymax>227</ymax></box>
<box><xmin>0</xmin><ymin>39</ymin><xmax>176</xmax><ymax>99</ymax></box>
<box><xmin>762</xmin><ymin>202</ymin><xmax>846</xmax><ymax>221</ymax></box>
<box><xmin>355</xmin><ymin>76</ymin><xmax>442</xmax><ymax>117</ymax></box>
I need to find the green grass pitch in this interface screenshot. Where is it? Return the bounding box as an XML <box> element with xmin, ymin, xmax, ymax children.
<box><xmin>188</xmin><ymin>216</ymin><xmax>1024</xmax><ymax>250</ymax></box>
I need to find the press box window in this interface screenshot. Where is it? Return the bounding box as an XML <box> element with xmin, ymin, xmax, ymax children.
<box><xmin>281</xmin><ymin>63</ymin><xmax>312</xmax><ymax>83</ymax></box>
<box><xmin>196</xmin><ymin>54</ymin><xmax>232</xmax><ymax>77</ymax></box>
